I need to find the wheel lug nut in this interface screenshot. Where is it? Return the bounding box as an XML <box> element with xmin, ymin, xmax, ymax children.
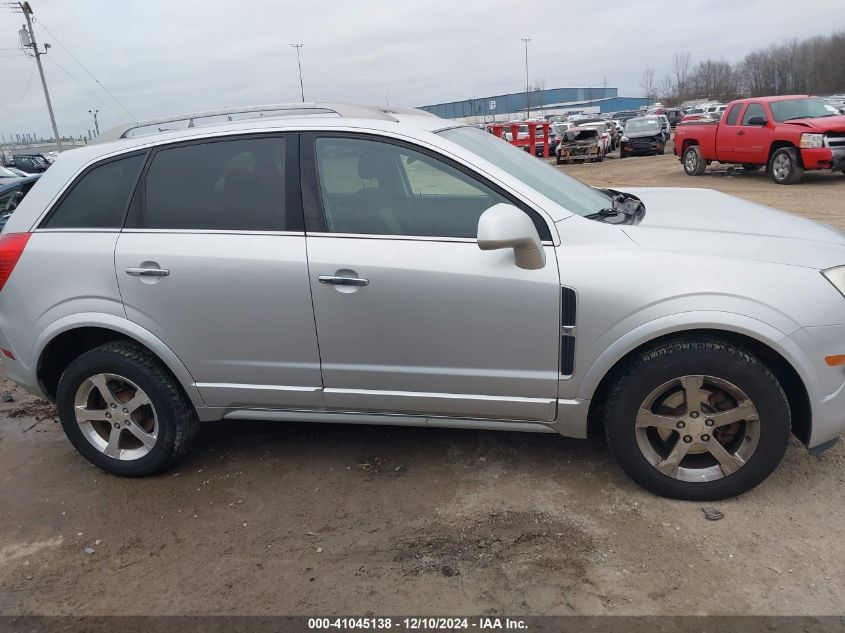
<box><xmin>690</xmin><ymin>411</ymin><xmax>700</xmax><ymax>419</ymax></box>
<box><xmin>701</xmin><ymin>434</ymin><xmax>710</xmax><ymax>442</ymax></box>
<box><xmin>683</xmin><ymin>435</ymin><xmax>693</xmax><ymax>443</ymax></box>
<box><xmin>705</xmin><ymin>419</ymin><xmax>715</xmax><ymax>427</ymax></box>
<box><xmin>105</xmin><ymin>412</ymin><xmax>111</xmax><ymax>418</ymax></box>
<box><xmin>677</xmin><ymin>421</ymin><xmax>686</xmax><ymax>429</ymax></box>
<box><xmin>123</xmin><ymin>408</ymin><xmax>129</xmax><ymax>414</ymax></box>
<box><xmin>113</xmin><ymin>422</ymin><xmax>120</xmax><ymax>429</ymax></box>
<box><xmin>110</xmin><ymin>403</ymin><xmax>117</xmax><ymax>409</ymax></box>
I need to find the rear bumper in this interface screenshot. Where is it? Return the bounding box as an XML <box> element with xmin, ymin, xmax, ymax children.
<box><xmin>800</xmin><ymin>147</ymin><xmax>845</xmax><ymax>171</ymax></box>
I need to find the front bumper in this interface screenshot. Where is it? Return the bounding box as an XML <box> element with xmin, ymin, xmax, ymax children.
<box><xmin>799</xmin><ymin>146</ymin><xmax>845</xmax><ymax>171</ymax></box>
<box><xmin>787</xmin><ymin>324</ymin><xmax>845</xmax><ymax>448</ymax></box>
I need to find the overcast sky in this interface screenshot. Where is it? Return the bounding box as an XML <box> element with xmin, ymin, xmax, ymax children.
<box><xmin>1</xmin><ymin>0</ymin><xmax>843</xmax><ymax>139</ymax></box>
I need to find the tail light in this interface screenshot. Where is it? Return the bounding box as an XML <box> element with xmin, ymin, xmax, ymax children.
<box><xmin>0</xmin><ymin>232</ymin><xmax>31</xmax><ymax>292</ymax></box>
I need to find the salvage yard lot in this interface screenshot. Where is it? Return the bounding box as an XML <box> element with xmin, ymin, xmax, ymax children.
<box><xmin>1</xmin><ymin>147</ymin><xmax>844</xmax><ymax>616</ymax></box>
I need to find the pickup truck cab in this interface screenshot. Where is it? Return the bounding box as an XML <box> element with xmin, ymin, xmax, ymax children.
<box><xmin>674</xmin><ymin>95</ymin><xmax>845</xmax><ymax>184</ymax></box>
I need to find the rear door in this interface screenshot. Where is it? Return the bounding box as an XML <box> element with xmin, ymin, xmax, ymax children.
<box><xmin>115</xmin><ymin>134</ymin><xmax>323</xmax><ymax>409</ymax></box>
<box><xmin>303</xmin><ymin>133</ymin><xmax>562</xmax><ymax>422</ymax></box>
<box><xmin>716</xmin><ymin>103</ymin><xmax>744</xmax><ymax>162</ymax></box>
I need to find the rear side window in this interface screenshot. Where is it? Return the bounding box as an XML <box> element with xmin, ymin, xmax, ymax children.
<box><xmin>41</xmin><ymin>154</ymin><xmax>145</xmax><ymax>229</ymax></box>
<box><xmin>132</xmin><ymin>137</ymin><xmax>291</xmax><ymax>231</ymax></box>
<box><xmin>725</xmin><ymin>105</ymin><xmax>741</xmax><ymax>126</ymax></box>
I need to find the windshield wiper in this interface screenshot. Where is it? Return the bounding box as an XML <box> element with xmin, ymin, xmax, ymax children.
<box><xmin>585</xmin><ymin>188</ymin><xmax>646</xmax><ymax>224</ymax></box>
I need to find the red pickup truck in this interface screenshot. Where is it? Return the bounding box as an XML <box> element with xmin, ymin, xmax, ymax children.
<box><xmin>674</xmin><ymin>95</ymin><xmax>845</xmax><ymax>184</ymax></box>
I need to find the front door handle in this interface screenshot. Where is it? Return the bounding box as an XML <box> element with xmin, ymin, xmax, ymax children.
<box><xmin>736</xmin><ymin>130</ymin><xmax>745</xmax><ymax>135</ymax></box>
<box><xmin>126</xmin><ymin>267</ymin><xmax>170</xmax><ymax>277</ymax></box>
<box><xmin>318</xmin><ymin>275</ymin><xmax>368</xmax><ymax>287</ymax></box>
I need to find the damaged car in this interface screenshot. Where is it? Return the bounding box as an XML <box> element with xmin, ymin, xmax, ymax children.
<box><xmin>619</xmin><ymin>116</ymin><xmax>666</xmax><ymax>157</ymax></box>
<box><xmin>555</xmin><ymin>126</ymin><xmax>605</xmax><ymax>164</ymax></box>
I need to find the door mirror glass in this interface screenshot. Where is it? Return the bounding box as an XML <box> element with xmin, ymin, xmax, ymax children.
<box><xmin>477</xmin><ymin>203</ymin><xmax>545</xmax><ymax>270</ymax></box>
<box><xmin>746</xmin><ymin>116</ymin><xmax>767</xmax><ymax>126</ymax></box>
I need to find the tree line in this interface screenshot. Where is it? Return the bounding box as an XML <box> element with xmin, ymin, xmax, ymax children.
<box><xmin>640</xmin><ymin>31</ymin><xmax>845</xmax><ymax>105</ymax></box>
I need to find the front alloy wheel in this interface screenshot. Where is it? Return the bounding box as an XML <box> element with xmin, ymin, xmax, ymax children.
<box><xmin>635</xmin><ymin>375</ymin><xmax>759</xmax><ymax>482</ymax></box>
<box><xmin>603</xmin><ymin>337</ymin><xmax>790</xmax><ymax>500</ymax></box>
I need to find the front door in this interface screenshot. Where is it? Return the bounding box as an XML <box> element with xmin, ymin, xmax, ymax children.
<box><xmin>304</xmin><ymin>134</ymin><xmax>562</xmax><ymax>422</ymax></box>
<box><xmin>734</xmin><ymin>103</ymin><xmax>771</xmax><ymax>164</ymax></box>
<box><xmin>115</xmin><ymin>134</ymin><xmax>323</xmax><ymax>409</ymax></box>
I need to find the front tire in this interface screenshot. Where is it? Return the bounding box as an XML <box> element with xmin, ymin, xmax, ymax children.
<box><xmin>682</xmin><ymin>145</ymin><xmax>707</xmax><ymax>175</ymax></box>
<box><xmin>769</xmin><ymin>147</ymin><xmax>803</xmax><ymax>184</ymax></box>
<box><xmin>602</xmin><ymin>337</ymin><xmax>790</xmax><ymax>500</ymax></box>
<box><xmin>57</xmin><ymin>341</ymin><xmax>200</xmax><ymax>476</ymax></box>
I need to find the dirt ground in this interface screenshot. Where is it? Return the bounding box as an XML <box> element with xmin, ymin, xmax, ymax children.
<box><xmin>2</xmin><ymin>143</ymin><xmax>845</xmax><ymax>617</ymax></box>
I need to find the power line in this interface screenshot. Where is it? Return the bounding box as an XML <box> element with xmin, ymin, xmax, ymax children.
<box><xmin>44</xmin><ymin>55</ymin><xmax>123</xmax><ymax>119</ymax></box>
<box><xmin>34</xmin><ymin>18</ymin><xmax>136</xmax><ymax>120</ymax></box>
<box><xmin>11</xmin><ymin>57</ymin><xmax>36</xmax><ymax>105</ymax></box>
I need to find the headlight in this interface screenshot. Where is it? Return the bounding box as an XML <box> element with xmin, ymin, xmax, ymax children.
<box><xmin>621</xmin><ymin>136</ymin><xmax>629</xmax><ymax>142</ymax></box>
<box><xmin>822</xmin><ymin>266</ymin><xmax>845</xmax><ymax>298</ymax></box>
<box><xmin>800</xmin><ymin>133</ymin><xmax>824</xmax><ymax>149</ymax></box>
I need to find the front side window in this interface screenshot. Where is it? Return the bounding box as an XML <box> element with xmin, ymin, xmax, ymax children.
<box><xmin>42</xmin><ymin>154</ymin><xmax>145</xmax><ymax>229</ymax></box>
<box><xmin>133</xmin><ymin>136</ymin><xmax>291</xmax><ymax>231</ymax></box>
<box><xmin>741</xmin><ymin>104</ymin><xmax>766</xmax><ymax>125</ymax></box>
<box><xmin>314</xmin><ymin>136</ymin><xmax>543</xmax><ymax>239</ymax></box>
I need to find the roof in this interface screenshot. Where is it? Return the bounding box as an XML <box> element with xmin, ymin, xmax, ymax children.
<box><xmin>729</xmin><ymin>94</ymin><xmax>815</xmax><ymax>104</ymax></box>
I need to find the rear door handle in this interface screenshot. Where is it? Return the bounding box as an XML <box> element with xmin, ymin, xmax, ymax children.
<box><xmin>126</xmin><ymin>267</ymin><xmax>170</xmax><ymax>277</ymax></box>
<box><xmin>318</xmin><ymin>275</ymin><xmax>368</xmax><ymax>287</ymax></box>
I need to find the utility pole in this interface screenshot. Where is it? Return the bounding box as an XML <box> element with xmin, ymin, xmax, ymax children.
<box><xmin>88</xmin><ymin>109</ymin><xmax>100</xmax><ymax>135</ymax></box>
<box><xmin>18</xmin><ymin>2</ymin><xmax>62</xmax><ymax>150</ymax></box>
<box><xmin>521</xmin><ymin>37</ymin><xmax>531</xmax><ymax>119</ymax></box>
<box><xmin>290</xmin><ymin>43</ymin><xmax>305</xmax><ymax>102</ymax></box>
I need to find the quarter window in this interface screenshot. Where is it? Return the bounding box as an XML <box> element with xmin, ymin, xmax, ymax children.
<box><xmin>42</xmin><ymin>153</ymin><xmax>145</xmax><ymax>229</ymax></box>
<box><xmin>314</xmin><ymin>137</ymin><xmax>542</xmax><ymax>239</ymax></box>
<box><xmin>133</xmin><ymin>137</ymin><xmax>292</xmax><ymax>231</ymax></box>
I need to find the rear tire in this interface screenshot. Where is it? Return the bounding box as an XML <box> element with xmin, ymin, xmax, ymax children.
<box><xmin>57</xmin><ymin>341</ymin><xmax>200</xmax><ymax>477</ymax></box>
<box><xmin>769</xmin><ymin>147</ymin><xmax>803</xmax><ymax>184</ymax></box>
<box><xmin>682</xmin><ymin>145</ymin><xmax>707</xmax><ymax>175</ymax></box>
<box><xmin>602</xmin><ymin>337</ymin><xmax>790</xmax><ymax>500</ymax></box>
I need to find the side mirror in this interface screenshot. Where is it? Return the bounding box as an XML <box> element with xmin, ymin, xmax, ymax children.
<box><xmin>477</xmin><ymin>203</ymin><xmax>546</xmax><ymax>270</ymax></box>
<box><xmin>746</xmin><ymin>116</ymin><xmax>767</xmax><ymax>126</ymax></box>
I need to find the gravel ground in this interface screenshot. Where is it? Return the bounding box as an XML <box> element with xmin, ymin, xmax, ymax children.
<box><xmin>1</xmin><ymin>143</ymin><xmax>844</xmax><ymax>616</ymax></box>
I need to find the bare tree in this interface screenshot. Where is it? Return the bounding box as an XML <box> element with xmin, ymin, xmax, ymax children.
<box><xmin>656</xmin><ymin>73</ymin><xmax>676</xmax><ymax>103</ymax></box>
<box><xmin>672</xmin><ymin>51</ymin><xmax>692</xmax><ymax>100</ymax></box>
<box><xmin>639</xmin><ymin>68</ymin><xmax>656</xmax><ymax>102</ymax></box>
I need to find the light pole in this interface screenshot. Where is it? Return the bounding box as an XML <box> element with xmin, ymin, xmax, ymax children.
<box><xmin>290</xmin><ymin>43</ymin><xmax>305</xmax><ymax>102</ymax></box>
<box><xmin>19</xmin><ymin>2</ymin><xmax>62</xmax><ymax>150</ymax></box>
<box><xmin>521</xmin><ymin>37</ymin><xmax>531</xmax><ymax>119</ymax></box>
<box><xmin>88</xmin><ymin>109</ymin><xmax>99</xmax><ymax>136</ymax></box>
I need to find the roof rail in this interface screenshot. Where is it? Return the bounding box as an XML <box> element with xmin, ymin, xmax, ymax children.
<box><xmin>94</xmin><ymin>102</ymin><xmax>430</xmax><ymax>143</ymax></box>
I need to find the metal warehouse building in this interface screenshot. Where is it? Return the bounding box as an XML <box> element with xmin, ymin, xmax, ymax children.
<box><xmin>419</xmin><ymin>87</ymin><xmax>651</xmax><ymax>121</ymax></box>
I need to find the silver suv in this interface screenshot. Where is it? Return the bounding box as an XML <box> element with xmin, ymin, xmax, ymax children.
<box><xmin>1</xmin><ymin>103</ymin><xmax>844</xmax><ymax>500</ymax></box>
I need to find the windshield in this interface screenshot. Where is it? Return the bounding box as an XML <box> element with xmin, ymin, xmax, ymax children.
<box><xmin>437</xmin><ymin>126</ymin><xmax>611</xmax><ymax>217</ymax></box>
<box><xmin>625</xmin><ymin>118</ymin><xmax>660</xmax><ymax>133</ymax></box>
<box><xmin>770</xmin><ymin>98</ymin><xmax>835</xmax><ymax>121</ymax></box>
<box><xmin>0</xmin><ymin>166</ymin><xmax>19</xmax><ymax>178</ymax></box>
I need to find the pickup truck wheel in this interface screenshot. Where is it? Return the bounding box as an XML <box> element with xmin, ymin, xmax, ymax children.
<box><xmin>602</xmin><ymin>337</ymin><xmax>790</xmax><ymax>500</ymax></box>
<box><xmin>741</xmin><ymin>164</ymin><xmax>762</xmax><ymax>172</ymax></box>
<box><xmin>56</xmin><ymin>341</ymin><xmax>200</xmax><ymax>477</ymax></box>
<box><xmin>769</xmin><ymin>147</ymin><xmax>803</xmax><ymax>184</ymax></box>
<box><xmin>682</xmin><ymin>145</ymin><xmax>707</xmax><ymax>175</ymax></box>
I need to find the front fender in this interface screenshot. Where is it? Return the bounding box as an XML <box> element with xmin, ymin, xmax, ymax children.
<box><xmin>33</xmin><ymin>312</ymin><xmax>205</xmax><ymax>409</ymax></box>
<box><xmin>576</xmin><ymin>310</ymin><xmax>810</xmax><ymax>402</ymax></box>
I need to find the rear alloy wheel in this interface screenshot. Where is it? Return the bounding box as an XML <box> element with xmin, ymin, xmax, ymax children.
<box><xmin>769</xmin><ymin>147</ymin><xmax>803</xmax><ymax>184</ymax></box>
<box><xmin>603</xmin><ymin>338</ymin><xmax>790</xmax><ymax>500</ymax></box>
<box><xmin>682</xmin><ymin>145</ymin><xmax>707</xmax><ymax>175</ymax></box>
<box><xmin>57</xmin><ymin>341</ymin><xmax>199</xmax><ymax>476</ymax></box>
